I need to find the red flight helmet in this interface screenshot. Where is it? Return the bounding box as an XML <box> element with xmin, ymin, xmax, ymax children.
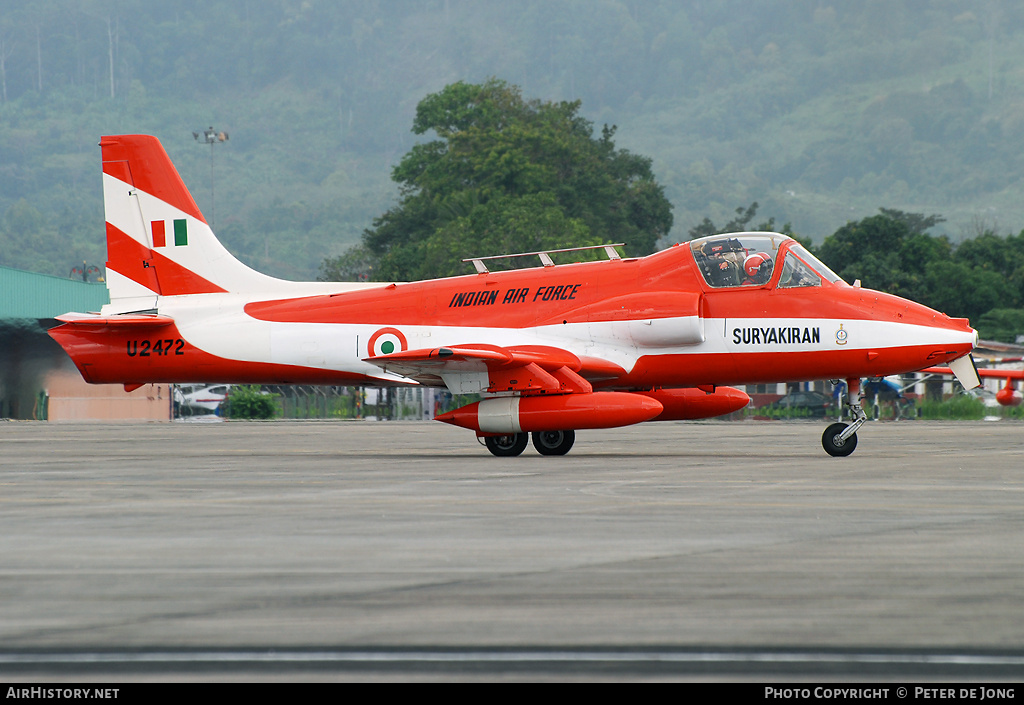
<box><xmin>743</xmin><ymin>252</ymin><xmax>772</xmax><ymax>282</ymax></box>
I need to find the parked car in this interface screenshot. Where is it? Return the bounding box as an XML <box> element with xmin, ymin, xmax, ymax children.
<box><xmin>767</xmin><ymin>390</ymin><xmax>833</xmax><ymax>417</ymax></box>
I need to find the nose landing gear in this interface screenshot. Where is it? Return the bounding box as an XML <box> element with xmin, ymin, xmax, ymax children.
<box><xmin>823</xmin><ymin>378</ymin><xmax>868</xmax><ymax>457</ymax></box>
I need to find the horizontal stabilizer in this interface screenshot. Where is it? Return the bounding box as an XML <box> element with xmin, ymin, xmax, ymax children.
<box><xmin>55</xmin><ymin>312</ymin><xmax>175</xmax><ymax>329</ymax></box>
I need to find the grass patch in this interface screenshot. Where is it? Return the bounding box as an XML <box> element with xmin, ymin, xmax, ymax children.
<box><xmin>917</xmin><ymin>395</ymin><xmax>986</xmax><ymax>420</ymax></box>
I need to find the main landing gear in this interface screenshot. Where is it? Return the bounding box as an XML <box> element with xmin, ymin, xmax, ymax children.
<box><xmin>822</xmin><ymin>378</ymin><xmax>868</xmax><ymax>457</ymax></box>
<box><xmin>483</xmin><ymin>430</ymin><xmax>576</xmax><ymax>457</ymax></box>
<box><xmin>532</xmin><ymin>430</ymin><xmax>575</xmax><ymax>456</ymax></box>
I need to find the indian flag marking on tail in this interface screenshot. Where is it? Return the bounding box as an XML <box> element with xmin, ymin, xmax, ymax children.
<box><xmin>151</xmin><ymin>220</ymin><xmax>166</xmax><ymax>247</ymax></box>
<box><xmin>174</xmin><ymin>219</ymin><xmax>188</xmax><ymax>246</ymax></box>
<box><xmin>149</xmin><ymin>219</ymin><xmax>188</xmax><ymax>247</ymax></box>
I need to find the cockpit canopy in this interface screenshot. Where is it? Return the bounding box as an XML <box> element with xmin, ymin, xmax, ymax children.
<box><xmin>689</xmin><ymin>232</ymin><xmax>844</xmax><ymax>289</ymax></box>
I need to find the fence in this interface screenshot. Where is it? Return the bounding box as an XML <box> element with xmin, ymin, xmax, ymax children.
<box><xmin>259</xmin><ymin>385</ymin><xmax>472</xmax><ymax>420</ymax></box>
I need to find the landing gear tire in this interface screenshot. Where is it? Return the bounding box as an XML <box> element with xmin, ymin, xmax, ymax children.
<box><xmin>822</xmin><ymin>422</ymin><xmax>858</xmax><ymax>457</ymax></box>
<box><xmin>484</xmin><ymin>433</ymin><xmax>528</xmax><ymax>457</ymax></box>
<box><xmin>532</xmin><ymin>430</ymin><xmax>575</xmax><ymax>456</ymax></box>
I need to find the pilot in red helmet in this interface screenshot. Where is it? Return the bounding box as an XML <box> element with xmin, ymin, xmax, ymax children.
<box><xmin>742</xmin><ymin>252</ymin><xmax>772</xmax><ymax>285</ymax></box>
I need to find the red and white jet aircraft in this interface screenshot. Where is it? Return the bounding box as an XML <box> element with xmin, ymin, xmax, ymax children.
<box><xmin>49</xmin><ymin>134</ymin><xmax>981</xmax><ymax>456</ymax></box>
<box><xmin>924</xmin><ymin>363</ymin><xmax>1024</xmax><ymax>407</ymax></box>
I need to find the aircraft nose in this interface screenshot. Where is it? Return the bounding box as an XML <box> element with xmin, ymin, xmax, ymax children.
<box><xmin>871</xmin><ymin>295</ymin><xmax>977</xmax><ymax>371</ymax></box>
<box><xmin>945</xmin><ymin>317</ymin><xmax>977</xmax><ymax>346</ymax></box>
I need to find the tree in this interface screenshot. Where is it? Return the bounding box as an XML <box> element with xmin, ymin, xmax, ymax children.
<box><xmin>923</xmin><ymin>259</ymin><xmax>1013</xmax><ymax>325</ymax></box>
<box><xmin>332</xmin><ymin>78</ymin><xmax>674</xmax><ymax>281</ymax></box>
<box><xmin>0</xmin><ymin>34</ymin><xmax>13</xmax><ymax>103</ymax></box>
<box><xmin>687</xmin><ymin>202</ymin><xmax>761</xmax><ymax>239</ymax></box>
<box><xmin>224</xmin><ymin>385</ymin><xmax>278</xmax><ymax>420</ymax></box>
<box><xmin>318</xmin><ymin>243</ymin><xmax>376</xmax><ymax>282</ymax></box>
<box><xmin>816</xmin><ymin>209</ymin><xmax>951</xmax><ymax>302</ymax></box>
<box><xmin>686</xmin><ymin>201</ymin><xmax>800</xmax><ymax>242</ymax></box>
<box><xmin>957</xmin><ymin>230</ymin><xmax>1024</xmax><ymax>308</ymax></box>
<box><xmin>976</xmin><ymin>308</ymin><xmax>1024</xmax><ymax>344</ymax></box>
<box><xmin>877</xmin><ymin>208</ymin><xmax>945</xmax><ymax>235</ymax></box>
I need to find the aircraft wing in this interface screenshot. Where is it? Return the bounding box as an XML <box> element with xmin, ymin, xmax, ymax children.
<box><xmin>364</xmin><ymin>344</ymin><xmax>624</xmax><ymax>395</ymax></box>
<box><xmin>922</xmin><ymin>366</ymin><xmax>1024</xmax><ymax>381</ymax></box>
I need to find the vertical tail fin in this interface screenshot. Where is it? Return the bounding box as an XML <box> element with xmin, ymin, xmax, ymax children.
<box><xmin>100</xmin><ymin>135</ymin><xmax>283</xmax><ymax>305</ymax></box>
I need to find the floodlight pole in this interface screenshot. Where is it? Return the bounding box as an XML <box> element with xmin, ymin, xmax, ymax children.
<box><xmin>192</xmin><ymin>127</ymin><xmax>228</xmax><ymax>227</ymax></box>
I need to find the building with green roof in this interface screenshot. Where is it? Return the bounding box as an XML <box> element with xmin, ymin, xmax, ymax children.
<box><xmin>1</xmin><ymin>265</ymin><xmax>109</xmax><ymax>418</ymax></box>
<box><xmin>0</xmin><ymin>265</ymin><xmax>109</xmax><ymax>320</ymax></box>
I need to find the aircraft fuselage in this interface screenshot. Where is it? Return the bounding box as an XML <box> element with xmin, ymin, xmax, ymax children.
<box><xmin>51</xmin><ymin>241</ymin><xmax>975</xmax><ymax>390</ymax></box>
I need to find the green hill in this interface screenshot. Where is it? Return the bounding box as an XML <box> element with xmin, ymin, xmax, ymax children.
<box><xmin>2</xmin><ymin>0</ymin><xmax>1024</xmax><ymax>280</ymax></box>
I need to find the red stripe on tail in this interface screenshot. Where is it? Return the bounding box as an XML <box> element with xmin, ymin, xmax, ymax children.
<box><xmin>100</xmin><ymin>135</ymin><xmax>207</xmax><ymax>223</ymax></box>
<box><xmin>105</xmin><ymin>223</ymin><xmax>226</xmax><ymax>295</ymax></box>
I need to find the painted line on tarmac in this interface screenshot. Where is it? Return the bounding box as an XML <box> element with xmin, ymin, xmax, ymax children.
<box><xmin>2</xmin><ymin>649</ymin><xmax>1024</xmax><ymax>667</ymax></box>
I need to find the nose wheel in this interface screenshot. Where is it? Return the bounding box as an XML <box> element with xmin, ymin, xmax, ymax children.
<box><xmin>822</xmin><ymin>422</ymin><xmax>858</xmax><ymax>457</ymax></box>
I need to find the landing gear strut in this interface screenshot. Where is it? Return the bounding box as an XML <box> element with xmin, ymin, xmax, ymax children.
<box><xmin>823</xmin><ymin>378</ymin><xmax>867</xmax><ymax>457</ymax></box>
